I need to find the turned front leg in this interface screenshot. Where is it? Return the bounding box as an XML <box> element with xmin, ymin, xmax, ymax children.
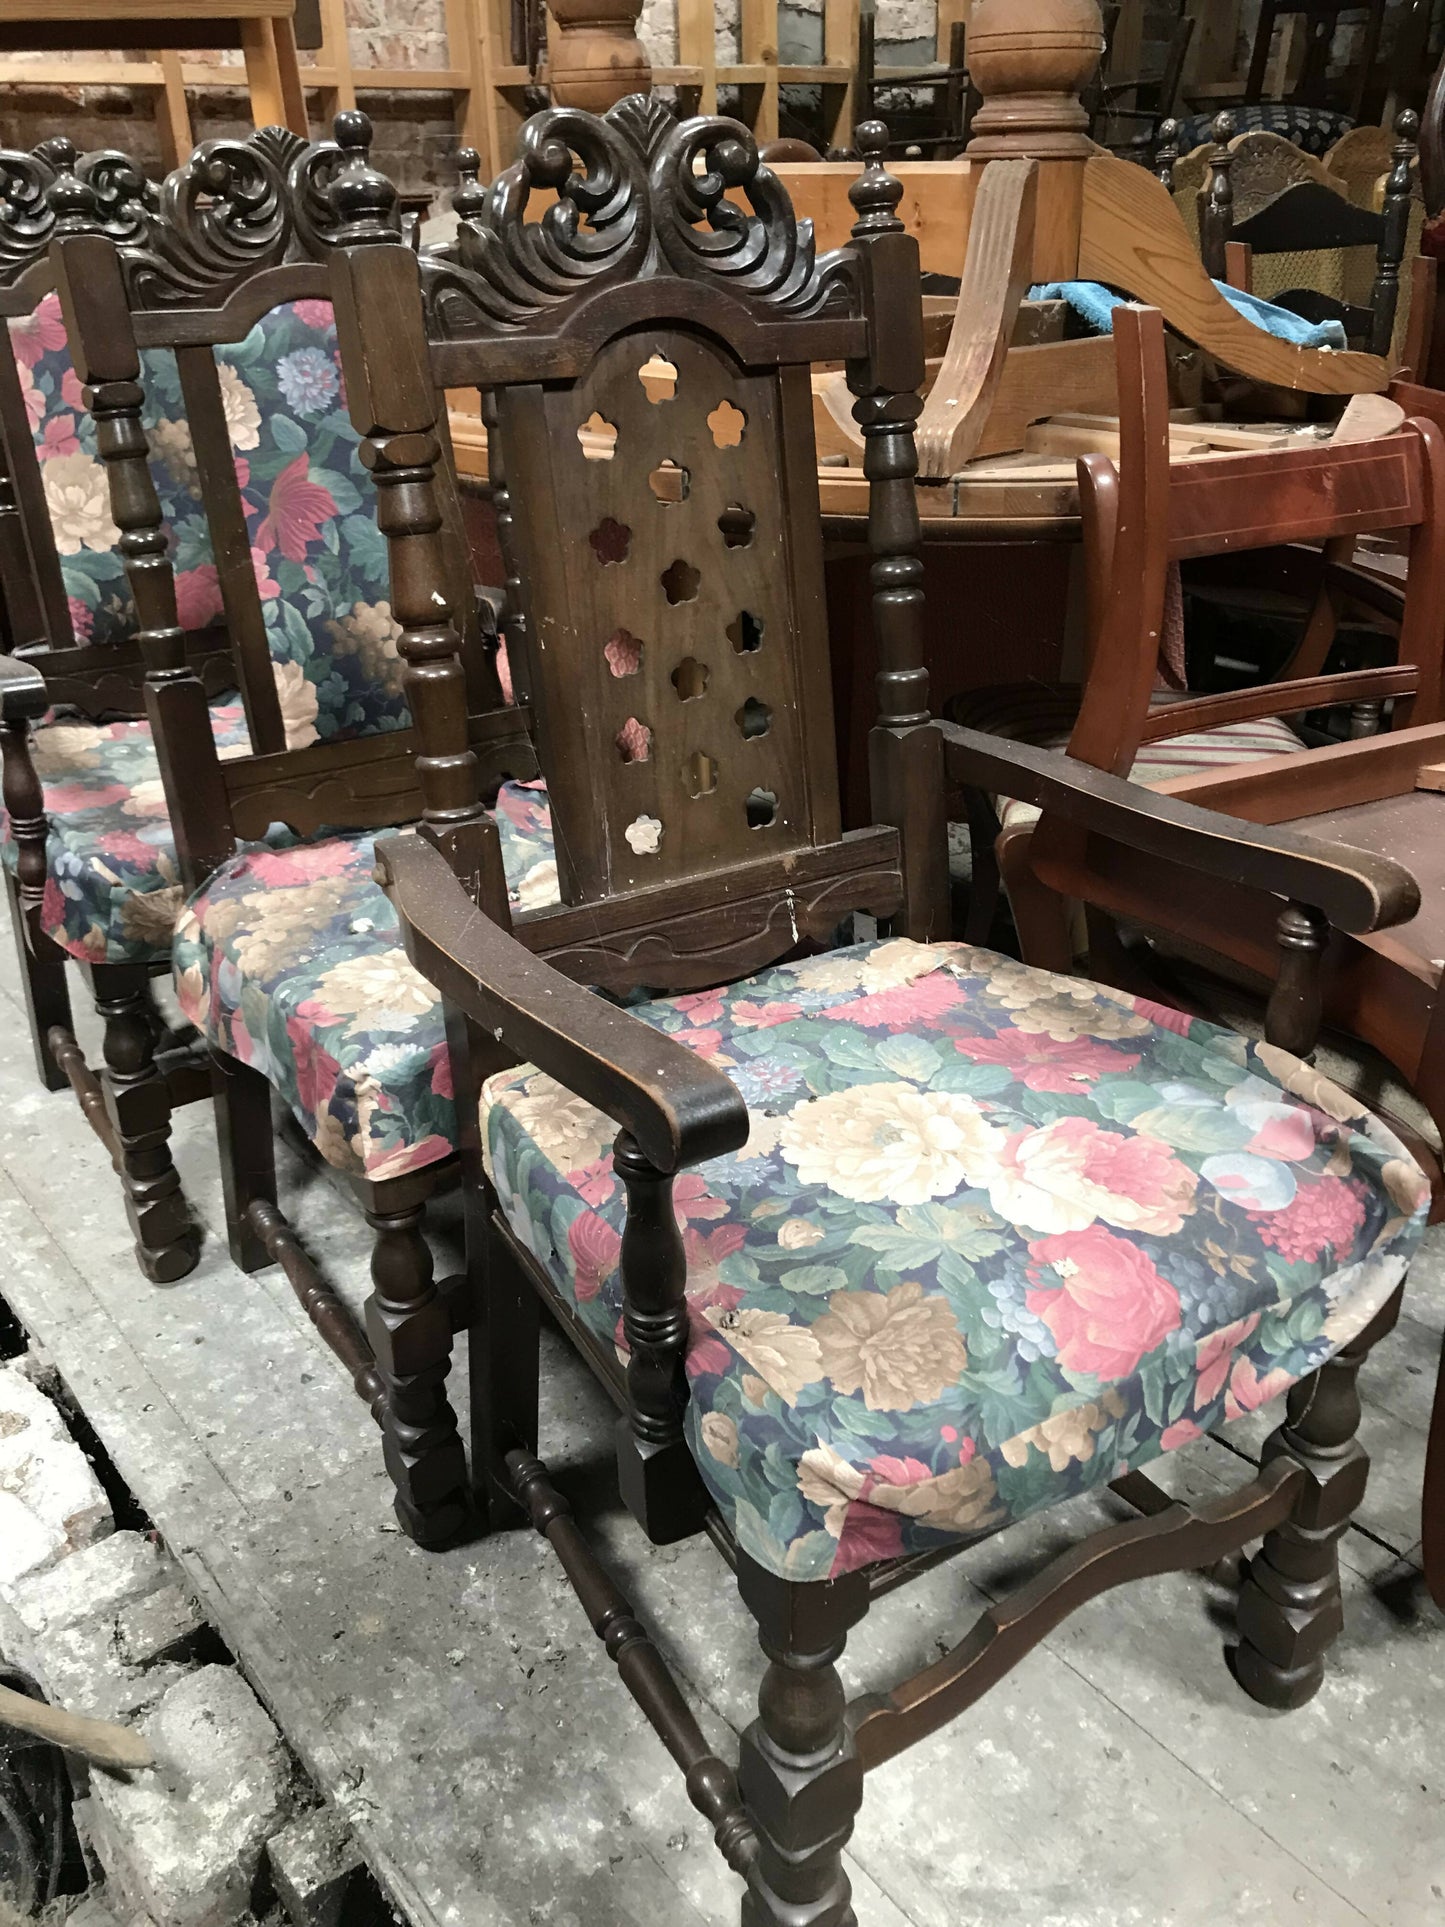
<box><xmin>737</xmin><ymin>1558</ymin><xmax>870</xmax><ymax>1927</ymax></box>
<box><xmin>613</xmin><ymin>1132</ymin><xmax>710</xmax><ymax>1543</ymax></box>
<box><xmin>364</xmin><ymin>1179</ymin><xmax>468</xmax><ymax>1547</ymax></box>
<box><xmin>95</xmin><ymin>963</ymin><xmax>197</xmax><ymax>1283</ymax></box>
<box><xmin>1235</xmin><ymin>1296</ymin><xmax>1399</xmax><ymax>1709</ymax></box>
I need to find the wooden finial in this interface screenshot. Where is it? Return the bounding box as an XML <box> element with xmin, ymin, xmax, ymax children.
<box><xmin>965</xmin><ymin>0</ymin><xmax>1106</xmax><ymax>160</ymax></box>
<box><xmin>849</xmin><ymin>121</ymin><xmax>904</xmax><ymax>235</ymax></box>
<box><xmin>1199</xmin><ymin>111</ymin><xmax>1236</xmax><ymax>280</ymax></box>
<box><xmin>1155</xmin><ymin>117</ymin><xmax>1180</xmax><ymax>192</ymax></box>
<box><xmin>453</xmin><ymin>144</ymin><xmax>486</xmax><ymax>222</ymax></box>
<box><xmin>42</xmin><ymin>139</ymin><xmax>96</xmax><ymax>236</ymax></box>
<box><xmin>328</xmin><ymin>109</ymin><xmax>398</xmax><ymax>245</ymax></box>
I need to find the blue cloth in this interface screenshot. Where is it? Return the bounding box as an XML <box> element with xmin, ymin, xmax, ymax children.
<box><xmin>1029</xmin><ymin>280</ymin><xmax>1348</xmax><ymax>351</ymax></box>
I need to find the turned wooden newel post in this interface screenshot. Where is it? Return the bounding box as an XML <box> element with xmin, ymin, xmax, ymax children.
<box><xmin>330</xmin><ymin>113</ymin><xmax>507</xmax><ymax>916</ymax></box>
<box><xmin>543</xmin><ymin>0</ymin><xmax>651</xmax><ymax>111</ymax></box>
<box><xmin>1199</xmin><ymin>111</ymin><xmax>1237</xmax><ymax>283</ymax></box>
<box><xmin>1373</xmin><ymin>110</ymin><xmax>1419</xmax><ymax>359</ymax></box>
<box><xmin>848</xmin><ymin>123</ymin><xmax>949</xmax><ymax>943</ymax></box>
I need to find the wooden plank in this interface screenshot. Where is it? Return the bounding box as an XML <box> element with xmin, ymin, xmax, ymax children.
<box><xmin>154</xmin><ymin>47</ymin><xmax>192</xmax><ymax>167</ymax></box>
<box><xmin>775</xmin><ymin>158</ymin><xmax>973</xmax><ymax>273</ymax></box>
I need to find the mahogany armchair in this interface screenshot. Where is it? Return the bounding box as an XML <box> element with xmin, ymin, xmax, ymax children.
<box><xmin>44</xmin><ymin>117</ymin><xmax>544</xmax><ymax>1541</ymax></box>
<box><xmin>342</xmin><ymin>101</ymin><xmax>1429</xmax><ymax>1919</ymax></box>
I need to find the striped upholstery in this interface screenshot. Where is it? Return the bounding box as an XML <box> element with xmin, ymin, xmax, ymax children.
<box><xmin>947</xmin><ymin>684</ymin><xmax>1307</xmax><ymax>831</ymax></box>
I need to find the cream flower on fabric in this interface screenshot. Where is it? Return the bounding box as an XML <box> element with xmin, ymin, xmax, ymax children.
<box><xmin>41</xmin><ymin>453</ymin><xmax>118</xmax><ymax>554</ymax></box>
<box><xmin>779</xmin><ymin>1082</ymin><xmax>1004</xmax><ymax>1205</ymax></box>
<box><xmin>501</xmin><ymin>1074</ymin><xmax>614</xmax><ymax>1174</ymax></box>
<box><xmin>217</xmin><ymin>362</ymin><xmax>262</xmax><ymax>451</ymax></box>
<box><xmin>703</xmin><ymin>1306</ymin><xmax>823</xmax><ymax>1406</ymax></box>
<box><xmin>313</xmin><ymin>949</ymin><xmax>436</xmax><ymax>1025</ymax></box>
<box><xmin>813</xmin><ymin>1281</ymin><xmax>968</xmax><ymax>1410</ymax></box>
<box><xmin>272</xmin><ymin>660</ymin><xmax>319</xmax><ymax>750</ymax></box>
<box><xmin>990</xmin><ymin>1114</ymin><xmax>1197</xmax><ymax>1237</ymax></box>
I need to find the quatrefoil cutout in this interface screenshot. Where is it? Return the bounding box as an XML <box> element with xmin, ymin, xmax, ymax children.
<box><xmin>745</xmin><ymin>788</ymin><xmax>778</xmax><ymax>829</ymax></box>
<box><xmin>728</xmin><ymin>610</ymin><xmax>764</xmax><ymax>654</ymax></box>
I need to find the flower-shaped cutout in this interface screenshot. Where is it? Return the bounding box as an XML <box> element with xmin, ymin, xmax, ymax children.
<box><xmin>686</xmin><ymin>751</ymin><xmax>719</xmax><ymax>798</ymax></box>
<box><xmin>746</xmin><ymin>787</ymin><xmax>778</xmax><ymax>828</ymax></box>
<box><xmin>616</xmin><ymin>716</ymin><xmax>652</xmax><ymax>763</ymax></box>
<box><xmin>707</xmin><ymin>399</ymin><xmax>746</xmax><ymax>448</ymax></box>
<box><xmin>727</xmin><ymin>610</ymin><xmax>764</xmax><ymax>653</ymax></box>
<box><xmin>625</xmin><ymin>813</ymin><xmax>663</xmax><ymax>854</ymax></box>
<box><xmin>639</xmin><ymin>354</ymin><xmax>678</xmax><ymax>402</ymax></box>
<box><xmin>604</xmin><ymin>628</ymin><xmax>643</xmax><ymax>677</ymax></box>
<box><xmin>649</xmin><ymin>460</ymin><xmax>689</xmax><ymax>503</ymax></box>
<box><xmin>577</xmin><ymin>411</ymin><xmax>617</xmax><ymax>460</ymax></box>
<box><xmin>590</xmin><ymin>517</ymin><xmax>632</xmax><ymax>565</ymax></box>
<box><xmin>661</xmin><ymin>557</ymin><xmax>700</xmax><ymax>604</ymax></box>
<box><xmin>737</xmin><ymin>696</ymin><xmax>772</xmax><ymax>739</ymax></box>
<box><xmin>718</xmin><ymin>504</ymin><xmax>755</xmax><ymax>548</ymax></box>
<box><xmin>671</xmin><ymin>656</ymin><xmax>710</xmax><ymax>701</ymax></box>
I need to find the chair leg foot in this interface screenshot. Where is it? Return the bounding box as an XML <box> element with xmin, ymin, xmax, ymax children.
<box><xmin>96</xmin><ymin>966</ymin><xmax>198</xmax><ymax>1283</ymax></box>
<box><xmin>1234</xmin><ymin>1319</ymin><xmax>1381</xmax><ymax>1711</ymax></box>
<box><xmin>736</xmin><ymin>1558</ymin><xmax>870</xmax><ymax>1927</ymax></box>
<box><xmin>364</xmin><ymin>1184</ymin><xmax>469</xmax><ymax>1547</ymax></box>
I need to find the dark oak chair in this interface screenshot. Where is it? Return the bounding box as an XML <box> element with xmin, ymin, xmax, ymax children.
<box><xmin>334</xmin><ymin>100</ymin><xmax>1428</xmax><ymax>1918</ymax></box>
<box><xmin>1197</xmin><ymin>108</ymin><xmax>1419</xmax><ymax>358</ymax></box>
<box><xmin>0</xmin><ymin>138</ymin><xmax>236</xmax><ymax>1120</ymax></box>
<box><xmin>46</xmin><ymin>117</ymin><xmax>543</xmax><ymax>1539</ymax></box>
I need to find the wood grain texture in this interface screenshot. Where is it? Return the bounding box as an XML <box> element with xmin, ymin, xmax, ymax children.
<box><xmin>1079</xmin><ymin>154</ymin><xmax>1390</xmax><ymax>392</ymax></box>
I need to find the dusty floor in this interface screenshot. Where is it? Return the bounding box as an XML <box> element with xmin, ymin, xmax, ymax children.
<box><xmin>0</xmin><ymin>933</ymin><xmax>1441</xmax><ymax>1927</ymax></box>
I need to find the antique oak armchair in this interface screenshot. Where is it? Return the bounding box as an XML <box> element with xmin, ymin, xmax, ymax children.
<box><xmin>0</xmin><ymin>138</ymin><xmax>234</xmax><ymax>1122</ymax></box>
<box><xmin>346</xmin><ymin>102</ymin><xmax>1428</xmax><ymax>1919</ymax></box>
<box><xmin>49</xmin><ymin>118</ymin><xmax>544</xmax><ymax>1541</ymax></box>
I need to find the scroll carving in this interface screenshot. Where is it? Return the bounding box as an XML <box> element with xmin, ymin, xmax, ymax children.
<box><xmin>0</xmin><ymin>139</ymin><xmax>153</xmax><ymax>291</ymax></box>
<box><xmin>419</xmin><ymin>94</ymin><xmax>858</xmax><ymax>341</ymax></box>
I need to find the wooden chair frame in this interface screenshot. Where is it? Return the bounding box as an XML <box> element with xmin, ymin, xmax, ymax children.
<box><xmin>46</xmin><ymin>116</ymin><xmax>535</xmax><ymax>1541</ymax></box>
<box><xmin>1197</xmin><ymin>108</ymin><xmax>1419</xmax><ymax>357</ymax></box>
<box><xmin>0</xmin><ymin>137</ymin><xmax>234</xmax><ymax>1156</ymax></box>
<box><xmin>343</xmin><ymin>102</ymin><xmax>1422</xmax><ymax>1918</ymax></box>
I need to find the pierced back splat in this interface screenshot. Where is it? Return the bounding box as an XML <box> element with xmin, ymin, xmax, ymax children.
<box><xmin>497</xmin><ymin>325</ymin><xmax>841</xmax><ymax>902</ymax></box>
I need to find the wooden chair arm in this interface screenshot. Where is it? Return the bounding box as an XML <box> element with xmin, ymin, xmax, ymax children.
<box><xmin>1320</xmin><ymin>559</ymin><xmax>1407</xmax><ymax>626</ymax></box>
<box><xmin>937</xmin><ymin>720</ymin><xmax>1421</xmax><ymax>936</ymax></box>
<box><xmin>376</xmin><ymin>832</ymin><xmax>751</xmax><ymax>1175</ymax></box>
<box><xmin>0</xmin><ymin>653</ymin><xmax>51</xmax><ymax>725</ymax></box>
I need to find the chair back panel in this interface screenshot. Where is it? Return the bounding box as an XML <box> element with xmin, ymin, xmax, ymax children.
<box><xmin>1166</xmin><ymin>433</ymin><xmax>1425</xmax><ymax>559</ymax></box>
<box><xmin>498</xmin><ymin>324</ymin><xmax>837</xmax><ymax>903</ymax></box>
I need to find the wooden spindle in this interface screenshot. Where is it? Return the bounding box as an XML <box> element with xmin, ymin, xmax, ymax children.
<box><xmin>1373</xmin><ymin>109</ymin><xmax>1419</xmax><ymax>359</ymax></box>
<box><xmin>1199</xmin><ymin>110</ymin><xmax>1236</xmax><ymax>282</ymax></box>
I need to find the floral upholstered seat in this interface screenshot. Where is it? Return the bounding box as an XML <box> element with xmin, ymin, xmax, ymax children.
<box><xmin>172</xmin><ymin>786</ymin><xmax>558</xmax><ymax>1182</ymax></box>
<box><xmin>0</xmin><ymin>704</ymin><xmax>253</xmax><ymax>964</ymax></box>
<box><xmin>480</xmin><ymin>938</ymin><xmax>1427</xmax><ymax>1581</ymax></box>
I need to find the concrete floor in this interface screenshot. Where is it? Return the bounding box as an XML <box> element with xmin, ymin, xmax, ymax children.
<box><xmin>0</xmin><ymin>932</ymin><xmax>1442</xmax><ymax>1927</ymax></box>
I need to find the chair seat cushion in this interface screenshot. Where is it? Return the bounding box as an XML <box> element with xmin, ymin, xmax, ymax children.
<box><xmin>0</xmin><ymin>703</ymin><xmax>252</xmax><ymax>965</ymax></box>
<box><xmin>171</xmin><ymin>788</ymin><xmax>557</xmax><ymax>1182</ymax></box>
<box><xmin>481</xmin><ymin>939</ymin><xmax>1426</xmax><ymax>1581</ymax></box>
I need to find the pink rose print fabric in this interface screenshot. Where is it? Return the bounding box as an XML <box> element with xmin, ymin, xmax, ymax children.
<box><xmin>480</xmin><ymin>940</ymin><xmax>1427</xmax><ymax>1580</ymax></box>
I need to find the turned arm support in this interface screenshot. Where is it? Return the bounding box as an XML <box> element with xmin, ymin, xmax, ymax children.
<box><xmin>377</xmin><ymin>831</ymin><xmax>750</xmax><ymax>1175</ymax></box>
<box><xmin>0</xmin><ymin>653</ymin><xmax>51</xmax><ymax>725</ymax></box>
<box><xmin>939</xmin><ymin>720</ymin><xmax>1420</xmax><ymax>937</ymax></box>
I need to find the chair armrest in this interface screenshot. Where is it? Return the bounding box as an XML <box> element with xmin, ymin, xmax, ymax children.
<box><xmin>938</xmin><ymin>719</ymin><xmax>1420</xmax><ymax>936</ymax></box>
<box><xmin>0</xmin><ymin>654</ymin><xmax>50</xmax><ymax>726</ymax></box>
<box><xmin>1320</xmin><ymin>559</ymin><xmax>1406</xmax><ymax>627</ymax></box>
<box><xmin>376</xmin><ymin>832</ymin><xmax>750</xmax><ymax>1175</ymax></box>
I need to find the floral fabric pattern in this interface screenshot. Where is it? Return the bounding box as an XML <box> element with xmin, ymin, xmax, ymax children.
<box><xmin>172</xmin><ymin>786</ymin><xmax>558</xmax><ymax>1180</ymax></box>
<box><xmin>10</xmin><ymin>295</ymin><xmax>406</xmax><ymax>747</ymax></box>
<box><xmin>481</xmin><ymin>938</ymin><xmax>1427</xmax><ymax>1581</ymax></box>
<box><xmin>0</xmin><ymin>705</ymin><xmax>252</xmax><ymax>964</ymax></box>
<box><xmin>9</xmin><ymin>292</ymin><xmax>210</xmax><ymax>650</ymax></box>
